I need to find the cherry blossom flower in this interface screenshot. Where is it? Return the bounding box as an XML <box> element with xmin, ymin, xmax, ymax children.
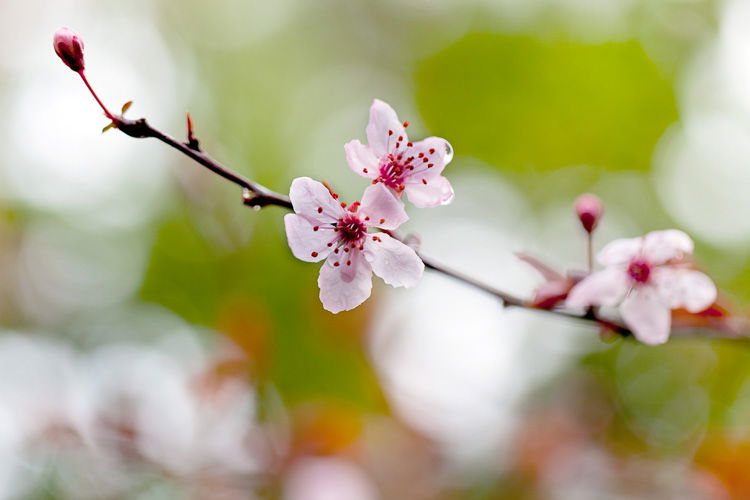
<box><xmin>284</xmin><ymin>177</ymin><xmax>424</xmax><ymax>313</ymax></box>
<box><xmin>566</xmin><ymin>230</ymin><xmax>717</xmax><ymax>345</ymax></box>
<box><xmin>344</xmin><ymin>99</ymin><xmax>454</xmax><ymax>208</ymax></box>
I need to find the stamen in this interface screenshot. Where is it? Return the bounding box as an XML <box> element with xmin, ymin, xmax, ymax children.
<box><xmin>311</xmin><ymin>252</ymin><xmax>318</xmax><ymax>257</ymax></box>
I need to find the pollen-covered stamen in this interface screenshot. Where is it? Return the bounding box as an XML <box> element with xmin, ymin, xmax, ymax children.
<box><xmin>336</xmin><ymin>215</ymin><xmax>367</xmax><ymax>244</ymax></box>
<box><xmin>627</xmin><ymin>258</ymin><xmax>651</xmax><ymax>284</ymax></box>
<box><xmin>374</xmin><ymin>132</ymin><xmax>442</xmax><ymax>192</ymax></box>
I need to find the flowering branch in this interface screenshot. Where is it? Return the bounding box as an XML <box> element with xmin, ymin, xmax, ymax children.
<box><xmin>53</xmin><ymin>27</ymin><xmax>747</xmax><ymax>344</ymax></box>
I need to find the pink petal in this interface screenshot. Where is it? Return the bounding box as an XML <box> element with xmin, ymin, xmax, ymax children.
<box><xmin>620</xmin><ymin>289</ymin><xmax>672</xmax><ymax>345</ymax></box>
<box><xmin>284</xmin><ymin>214</ymin><xmax>336</xmax><ymax>262</ymax></box>
<box><xmin>642</xmin><ymin>229</ymin><xmax>694</xmax><ymax>265</ymax></box>
<box><xmin>318</xmin><ymin>250</ymin><xmax>373</xmax><ymax>313</ymax></box>
<box><xmin>366</xmin><ymin>99</ymin><xmax>407</xmax><ymax>157</ymax></box>
<box><xmin>363</xmin><ymin>233</ymin><xmax>424</xmax><ymax>287</ymax></box>
<box><xmin>405</xmin><ymin>136</ymin><xmax>453</xmax><ymax>176</ymax></box>
<box><xmin>359</xmin><ymin>183</ymin><xmax>408</xmax><ymax>230</ymax></box>
<box><xmin>344</xmin><ymin>140</ymin><xmax>378</xmax><ymax>179</ymax></box>
<box><xmin>596</xmin><ymin>237</ymin><xmax>642</xmax><ymax>266</ymax></box>
<box><xmin>289</xmin><ymin>177</ymin><xmax>345</xmax><ymax>222</ymax></box>
<box><xmin>403</xmin><ymin>175</ymin><xmax>454</xmax><ymax>208</ymax></box>
<box><xmin>566</xmin><ymin>267</ymin><xmax>629</xmax><ymax>308</ymax></box>
<box><xmin>652</xmin><ymin>268</ymin><xmax>717</xmax><ymax>313</ymax></box>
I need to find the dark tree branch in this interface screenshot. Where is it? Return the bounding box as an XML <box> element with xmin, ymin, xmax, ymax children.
<box><xmin>106</xmin><ymin>113</ymin><xmax>748</xmax><ymax>341</ymax></box>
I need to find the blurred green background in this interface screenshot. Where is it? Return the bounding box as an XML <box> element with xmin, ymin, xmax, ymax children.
<box><xmin>2</xmin><ymin>0</ymin><xmax>750</xmax><ymax>498</ymax></box>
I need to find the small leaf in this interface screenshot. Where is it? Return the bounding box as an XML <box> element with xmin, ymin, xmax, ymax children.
<box><xmin>102</xmin><ymin>121</ymin><xmax>115</xmax><ymax>133</ymax></box>
<box><xmin>121</xmin><ymin>100</ymin><xmax>133</xmax><ymax>114</ymax></box>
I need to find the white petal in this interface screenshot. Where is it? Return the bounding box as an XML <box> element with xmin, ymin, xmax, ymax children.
<box><xmin>596</xmin><ymin>237</ymin><xmax>642</xmax><ymax>266</ymax></box>
<box><xmin>642</xmin><ymin>229</ymin><xmax>694</xmax><ymax>264</ymax></box>
<box><xmin>289</xmin><ymin>177</ymin><xmax>345</xmax><ymax>222</ymax></box>
<box><xmin>364</xmin><ymin>233</ymin><xmax>424</xmax><ymax>288</ymax></box>
<box><xmin>284</xmin><ymin>214</ymin><xmax>336</xmax><ymax>262</ymax></box>
<box><xmin>359</xmin><ymin>183</ymin><xmax>408</xmax><ymax>230</ymax></box>
<box><xmin>404</xmin><ymin>136</ymin><xmax>453</xmax><ymax>176</ymax></box>
<box><xmin>404</xmin><ymin>175</ymin><xmax>454</xmax><ymax>208</ymax></box>
<box><xmin>366</xmin><ymin>99</ymin><xmax>406</xmax><ymax>157</ymax></box>
<box><xmin>566</xmin><ymin>267</ymin><xmax>630</xmax><ymax>308</ymax></box>
<box><xmin>620</xmin><ymin>289</ymin><xmax>672</xmax><ymax>345</ymax></box>
<box><xmin>344</xmin><ymin>140</ymin><xmax>378</xmax><ymax>179</ymax></box>
<box><xmin>652</xmin><ymin>268</ymin><xmax>717</xmax><ymax>313</ymax></box>
<box><xmin>318</xmin><ymin>250</ymin><xmax>373</xmax><ymax>313</ymax></box>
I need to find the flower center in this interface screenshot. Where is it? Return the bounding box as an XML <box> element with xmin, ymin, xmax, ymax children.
<box><xmin>627</xmin><ymin>259</ymin><xmax>651</xmax><ymax>284</ymax></box>
<box><xmin>336</xmin><ymin>215</ymin><xmax>366</xmax><ymax>243</ymax></box>
<box><xmin>373</xmin><ymin>131</ymin><xmax>440</xmax><ymax>193</ymax></box>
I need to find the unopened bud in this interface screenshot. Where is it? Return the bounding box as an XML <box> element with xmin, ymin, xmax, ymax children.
<box><xmin>574</xmin><ymin>193</ymin><xmax>603</xmax><ymax>234</ymax></box>
<box><xmin>53</xmin><ymin>27</ymin><xmax>85</xmax><ymax>72</ymax></box>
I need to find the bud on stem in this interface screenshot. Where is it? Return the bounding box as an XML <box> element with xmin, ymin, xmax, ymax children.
<box><xmin>53</xmin><ymin>27</ymin><xmax>85</xmax><ymax>72</ymax></box>
<box><xmin>574</xmin><ymin>193</ymin><xmax>603</xmax><ymax>234</ymax></box>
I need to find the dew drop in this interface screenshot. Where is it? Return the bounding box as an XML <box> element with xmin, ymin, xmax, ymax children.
<box><xmin>443</xmin><ymin>140</ymin><xmax>454</xmax><ymax>164</ymax></box>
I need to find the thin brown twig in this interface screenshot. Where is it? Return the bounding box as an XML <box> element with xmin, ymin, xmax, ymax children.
<box><xmin>106</xmin><ymin>113</ymin><xmax>750</xmax><ymax>341</ymax></box>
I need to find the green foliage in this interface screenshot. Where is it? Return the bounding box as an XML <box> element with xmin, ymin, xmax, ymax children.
<box><xmin>416</xmin><ymin>33</ymin><xmax>678</xmax><ymax>173</ymax></box>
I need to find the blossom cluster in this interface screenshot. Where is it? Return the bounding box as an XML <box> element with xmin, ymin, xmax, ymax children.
<box><xmin>52</xmin><ymin>27</ymin><xmax>721</xmax><ymax>345</ymax></box>
<box><xmin>283</xmin><ymin>101</ymin><xmax>718</xmax><ymax>345</ymax></box>
<box><xmin>284</xmin><ymin>100</ymin><xmax>454</xmax><ymax>313</ymax></box>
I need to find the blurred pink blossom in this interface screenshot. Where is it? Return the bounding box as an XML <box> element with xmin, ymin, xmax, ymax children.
<box><xmin>345</xmin><ymin>99</ymin><xmax>454</xmax><ymax>207</ymax></box>
<box><xmin>567</xmin><ymin>230</ymin><xmax>717</xmax><ymax>344</ymax></box>
<box><xmin>284</xmin><ymin>177</ymin><xmax>423</xmax><ymax>313</ymax></box>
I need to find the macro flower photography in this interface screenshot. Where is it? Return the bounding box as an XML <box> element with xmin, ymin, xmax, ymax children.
<box><xmin>3</xmin><ymin>0</ymin><xmax>750</xmax><ymax>498</ymax></box>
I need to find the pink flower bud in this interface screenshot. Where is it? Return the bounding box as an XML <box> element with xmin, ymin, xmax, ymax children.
<box><xmin>53</xmin><ymin>27</ymin><xmax>85</xmax><ymax>72</ymax></box>
<box><xmin>574</xmin><ymin>193</ymin><xmax>603</xmax><ymax>234</ymax></box>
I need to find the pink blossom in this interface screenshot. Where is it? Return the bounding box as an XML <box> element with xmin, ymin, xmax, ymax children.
<box><xmin>53</xmin><ymin>27</ymin><xmax>85</xmax><ymax>72</ymax></box>
<box><xmin>574</xmin><ymin>193</ymin><xmax>603</xmax><ymax>234</ymax></box>
<box><xmin>566</xmin><ymin>230</ymin><xmax>717</xmax><ymax>345</ymax></box>
<box><xmin>344</xmin><ymin>99</ymin><xmax>454</xmax><ymax>208</ymax></box>
<box><xmin>284</xmin><ymin>177</ymin><xmax>424</xmax><ymax>313</ymax></box>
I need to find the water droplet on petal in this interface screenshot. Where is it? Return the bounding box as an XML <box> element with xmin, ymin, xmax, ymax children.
<box><xmin>443</xmin><ymin>140</ymin><xmax>453</xmax><ymax>164</ymax></box>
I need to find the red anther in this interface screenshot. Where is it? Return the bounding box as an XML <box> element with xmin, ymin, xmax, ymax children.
<box><xmin>311</xmin><ymin>251</ymin><xmax>319</xmax><ymax>257</ymax></box>
<box><xmin>398</xmin><ymin>184</ymin><xmax>405</xmax><ymax>191</ymax></box>
<box><xmin>363</xmin><ymin>168</ymin><xmax>368</xmax><ymax>173</ymax></box>
<box><xmin>423</xmin><ymin>157</ymin><xmax>428</xmax><ymax>163</ymax></box>
<box><xmin>334</xmin><ymin>262</ymin><xmax>340</xmax><ymax>267</ymax></box>
<box><xmin>364</xmin><ymin>216</ymin><xmax>370</xmax><ymax>221</ymax></box>
<box><xmin>334</xmin><ymin>248</ymin><xmax>340</xmax><ymax>254</ymax></box>
<box><xmin>344</xmin><ymin>247</ymin><xmax>350</xmax><ymax>252</ymax></box>
<box><xmin>388</xmin><ymin>130</ymin><xmax>393</xmax><ymax>136</ymax></box>
<box><xmin>429</xmin><ymin>148</ymin><xmax>435</xmax><ymax>154</ymax></box>
<box><xmin>427</xmin><ymin>163</ymin><xmax>433</xmax><ymax>168</ymax></box>
<box><xmin>313</xmin><ymin>226</ymin><xmax>319</xmax><ymax>231</ymax></box>
<box><xmin>347</xmin><ymin>260</ymin><xmax>352</xmax><ymax>266</ymax></box>
<box><xmin>403</xmin><ymin>121</ymin><xmax>409</xmax><ymax>127</ymax></box>
<box><xmin>332</xmin><ymin>193</ymin><xmax>339</xmax><ymax>199</ymax></box>
<box><xmin>398</xmin><ymin>136</ymin><xmax>403</xmax><ymax>141</ymax></box>
<box><xmin>348</xmin><ymin>201</ymin><xmax>360</xmax><ymax>213</ymax></box>
<box><xmin>340</xmin><ymin>202</ymin><xmax>347</xmax><ymax>208</ymax></box>
<box><xmin>395</xmin><ymin>142</ymin><xmax>400</xmax><ymax>149</ymax></box>
<box><xmin>379</xmin><ymin>218</ymin><xmax>385</xmax><ymax>224</ymax></box>
<box><xmin>418</xmin><ymin>152</ymin><xmax>424</xmax><ymax>158</ymax></box>
<box><xmin>422</xmin><ymin>179</ymin><xmax>427</xmax><ymax>184</ymax></box>
<box><xmin>317</xmin><ymin>207</ymin><xmax>323</xmax><ymax>214</ymax></box>
<box><xmin>327</xmin><ymin>242</ymin><xmax>333</xmax><ymax>247</ymax></box>
<box><xmin>397</xmin><ymin>155</ymin><xmax>403</xmax><ymax>160</ymax></box>
<box><xmin>407</xmin><ymin>142</ymin><xmax>413</xmax><ymax>147</ymax></box>
<box><xmin>372</xmin><ymin>180</ymin><xmax>378</xmax><ymax>184</ymax></box>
